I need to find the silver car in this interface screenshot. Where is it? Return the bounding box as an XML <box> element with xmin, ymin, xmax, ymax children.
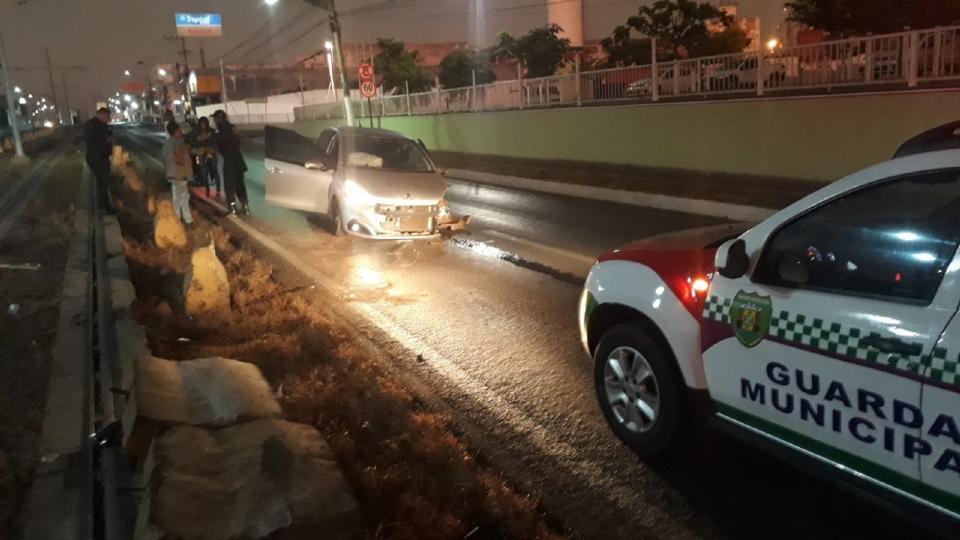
<box><xmin>264</xmin><ymin>126</ymin><xmax>447</xmax><ymax>238</ymax></box>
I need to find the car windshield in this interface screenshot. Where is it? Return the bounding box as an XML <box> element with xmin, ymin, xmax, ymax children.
<box><xmin>344</xmin><ymin>136</ymin><xmax>434</xmax><ymax>173</ymax></box>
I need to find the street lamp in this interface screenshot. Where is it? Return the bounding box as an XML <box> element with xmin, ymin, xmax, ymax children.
<box><xmin>123</xmin><ymin>94</ymin><xmax>132</xmax><ymax>102</ymax></box>
<box><xmin>766</xmin><ymin>38</ymin><xmax>779</xmax><ymax>50</ymax></box>
<box><xmin>158</xmin><ymin>68</ymin><xmax>167</xmax><ymax>76</ymax></box>
<box><xmin>264</xmin><ymin>0</ymin><xmax>353</xmax><ymax>125</ymax></box>
<box><xmin>18</xmin><ymin>97</ymin><xmax>25</xmax><ymax>104</ymax></box>
<box><xmin>13</xmin><ymin>86</ymin><xmax>20</xmax><ymax>93</ymax></box>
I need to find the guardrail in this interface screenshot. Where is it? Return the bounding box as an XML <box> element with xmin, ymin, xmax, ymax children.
<box><xmin>295</xmin><ymin>24</ymin><xmax>960</xmax><ymax>121</ymax></box>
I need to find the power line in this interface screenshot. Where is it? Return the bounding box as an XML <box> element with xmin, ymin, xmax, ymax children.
<box><xmin>246</xmin><ymin>10</ymin><xmax>328</xmax><ymax>63</ymax></box>
<box><xmin>214</xmin><ymin>1</ymin><xmax>304</xmax><ymax>62</ymax></box>
<box><xmin>235</xmin><ymin>4</ymin><xmax>319</xmax><ymax>62</ymax></box>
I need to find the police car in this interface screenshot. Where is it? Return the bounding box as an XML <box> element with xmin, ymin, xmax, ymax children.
<box><xmin>579</xmin><ymin>122</ymin><xmax>960</xmax><ymax>526</ymax></box>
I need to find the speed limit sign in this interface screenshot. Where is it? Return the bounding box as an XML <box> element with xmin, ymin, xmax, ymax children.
<box><xmin>360</xmin><ymin>80</ymin><xmax>377</xmax><ymax>98</ymax></box>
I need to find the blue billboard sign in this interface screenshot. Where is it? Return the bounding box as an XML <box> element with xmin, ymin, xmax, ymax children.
<box><xmin>175</xmin><ymin>13</ymin><xmax>222</xmax><ymax>37</ymax></box>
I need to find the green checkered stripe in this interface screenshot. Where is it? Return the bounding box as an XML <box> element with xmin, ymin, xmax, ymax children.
<box><xmin>703</xmin><ymin>295</ymin><xmax>960</xmax><ymax>387</ymax></box>
<box><xmin>703</xmin><ymin>295</ymin><xmax>732</xmax><ymax>324</ymax></box>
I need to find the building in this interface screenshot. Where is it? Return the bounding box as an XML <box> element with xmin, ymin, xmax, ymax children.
<box><xmin>711</xmin><ymin>1</ymin><xmax>763</xmax><ymax>51</ymax></box>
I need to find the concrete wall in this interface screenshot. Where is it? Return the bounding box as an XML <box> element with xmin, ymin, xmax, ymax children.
<box><xmin>294</xmin><ymin>89</ymin><xmax>960</xmax><ymax>182</ymax></box>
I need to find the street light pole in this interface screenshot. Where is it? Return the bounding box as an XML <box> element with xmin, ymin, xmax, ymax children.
<box><xmin>0</xmin><ymin>30</ymin><xmax>25</xmax><ymax>157</ymax></box>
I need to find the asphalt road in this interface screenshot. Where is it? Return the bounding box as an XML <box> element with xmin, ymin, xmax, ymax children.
<box><xmin>118</xmin><ymin>125</ymin><xmax>922</xmax><ymax>540</ymax></box>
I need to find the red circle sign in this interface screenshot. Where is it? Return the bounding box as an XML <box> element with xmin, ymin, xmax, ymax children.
<box><xmin>358</xmin><ymin>62</ymin><xmax>375</xmax><ymax>81</ymax></box>
<box><xmin>360</xmin><ymin>80</ymin><xmax>377</xmax><ymax>98</ymax></box>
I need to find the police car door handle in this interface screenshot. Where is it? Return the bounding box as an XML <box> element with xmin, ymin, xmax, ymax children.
<box><xmin>859</xmin><ymin>335</ymin><xmax>922</xmax><ymax>357</ymax></box>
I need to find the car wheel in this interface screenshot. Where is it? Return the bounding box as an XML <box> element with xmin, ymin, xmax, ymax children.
<box><xmin>594</xmin><ymin>323</ymin><xmax>686</xmax><ymax>457</ymax></box>
<box><xmin>329</xmin><ymin>198</ymin><xmax>344</xmax><ymax>236</ymax></box>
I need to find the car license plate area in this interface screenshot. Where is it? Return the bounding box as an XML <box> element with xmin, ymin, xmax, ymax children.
<box><xmin>376</xmin><ymin>205</ymin><xmax>436</xmax><ymax>233</ymax></box>
<box><xmin>384</xmin><ymin>216</ymin><xmax>432</xmax><ymax>233</ymax></box>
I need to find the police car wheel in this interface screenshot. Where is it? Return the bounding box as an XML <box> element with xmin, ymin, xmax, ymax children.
<box><xmin>594</xmin><ymin>324</ymin><xmax>685</xmax><ymax>457</ymax></box>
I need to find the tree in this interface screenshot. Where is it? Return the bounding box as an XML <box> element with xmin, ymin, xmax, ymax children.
<box><xmin>598</xmin><ymin>25</ymin><xmax>653</xmax><ymax>67</ymax></box>
<box><xmin>439</xmin><ymin>47</ymin><xmax>496</xmax><ymax>89</ymax></box>
<box><xmin>785</xmin><ymin>0</ymin><xmax>960</xmax><ymax>37</ymax></box>
<box><xmin>490</xmin><ymin>24</ymin><xmax>572</xmax><ymax>78</ymax></box>
<box><xmin>620</xmin><ymin>0</ymin><xmax>748</xmax><ymax>60</ymax></box>
<box><xmin>372</xmin><ymin>38</ymin><xmax>431</xmax><ymax>93</ymax></box>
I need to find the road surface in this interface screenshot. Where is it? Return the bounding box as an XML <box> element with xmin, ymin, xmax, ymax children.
<box><xmin>118</xmin><ymin>125</ymin><xmax>920</xmax><ymax>540</ymax></box>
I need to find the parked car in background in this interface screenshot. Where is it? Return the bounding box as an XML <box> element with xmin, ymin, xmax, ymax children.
<box><xmin>625</xmin><ymin>66</ymin><xmax>698</xmax><ymax>98</ymax></box>
<box><xmin>708</xmin><ymin>57</ymin><xmax>786</xmax><ymax>91</ymax></box>
<box><xmin>264</xmin><ymin>126</ymin><xmax>447</xmax><ymax>238</ymax></box>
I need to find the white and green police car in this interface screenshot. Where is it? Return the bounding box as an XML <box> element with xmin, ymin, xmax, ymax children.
<box><xmin>580</xmin><ymin>122</ymin><xmax>960</xmax><ymax>528</ymax></box>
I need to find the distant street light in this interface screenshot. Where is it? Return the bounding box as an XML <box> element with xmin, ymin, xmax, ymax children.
<box><xmin>324</xmin><ymin>41</ymin><xmax>333</xmax><ymax>51</ymax></box>
<box><xmin>18</xmin><ymin>97</ymin><xmax>25</xmax><ymax>104</ymax></box>
<box><xmin>264</xmin><ymin>0</ymin><xmax>279</xmax><ymax>4</ymax></box>
<box><xmin>123</xmin><ymin>94</ymin><xmax>132</xmax><ymax>102</ymax></box>
<box><xmin>27</xmin><ymin>94</ymin><xmax>32</xmax><ymax>98</ymax></box>
<box><xmin>158</xmin><ymin>68</ymin><xmax>167</xmax><ymax>76</ymax></box>
<box><xmin>124</xmin><ymin>70</ymin><xmax>131</xmax><ymax>76</ymax></box>
<box><xmin>130</xmin><ymin>102</ymin><xmax>139</xmax><ymax>110</ymax></box>
<box><xmin>13</xmin><ymin>86</ymin><xmax>20</xmax><ymax>93</ymax></box>
<box><xmin>767</xmin><ymin>38</ymin><xmax>779</xmax><ymax>50</ymax></box>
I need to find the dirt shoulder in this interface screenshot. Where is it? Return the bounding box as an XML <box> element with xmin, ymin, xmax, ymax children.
<box><xmin>0</xmin><ymin>144</ymin><xmax>83</xmax><ymax>540</ymax></box>
<box><xmin>114</xmin><ymin>163</ymin><xmax>561</xmax><ymax>540</ymax></box>
<box><xmin>431</xmin><ymin>151</ymin><xmax>825</xmax><ymax>209</ymax></box>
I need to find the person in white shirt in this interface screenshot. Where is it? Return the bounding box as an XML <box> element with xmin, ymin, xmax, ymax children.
<box><xmin>162</xmin><ymin>121</ymin><xmax>194</xmax><ymax>224</ymax></box>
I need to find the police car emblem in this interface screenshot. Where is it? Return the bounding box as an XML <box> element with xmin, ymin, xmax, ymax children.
<box><xmin>730</xmin><ymin>291</ymin><xmax>772</xmax><ymax>348</ymax></box>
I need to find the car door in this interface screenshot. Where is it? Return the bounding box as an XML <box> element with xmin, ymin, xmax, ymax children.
<box><xmin>263</xmin><ymin>125</ymin><xmax>330</xmax><ymax>212</ymax></box>
<box><xmin>919</xmin><ymin>313</ymin><xmax>960</xmax><ymax>518</ymax></box>
<box><xmin>703</xmin><ymin>169</ymin><xmax>960</xmax><ymax>502</ymax></box>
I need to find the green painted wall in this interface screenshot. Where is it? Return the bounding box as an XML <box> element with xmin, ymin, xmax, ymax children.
<box><xmin>295</xmin><ymin>90</ymin><xmax>960</xmax><ymax>182</ymax></box>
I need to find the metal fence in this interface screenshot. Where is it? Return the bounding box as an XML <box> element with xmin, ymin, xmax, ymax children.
<box><xmin>296</xmin><ymin>24</ymin><xmax>960</xmax><ymax>121</ymax></box>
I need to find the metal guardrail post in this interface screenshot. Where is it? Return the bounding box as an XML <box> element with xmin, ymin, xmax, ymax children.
<box><xmin>379</xmin><ymin>85</ymin><xmax>385</xmax><ymax>118</ymax></box>
<box><xmin>932</xmin><ymin>27</ymin><xmax>943</xmax><ymax>78</ymax></box>
<box><xmin>909</xmin><ymin>31</ymin><xmax>920</xmax><ymax>87</ymax></box>
<box><xmin>575</xmin><ymin>54</ymin><xmax>582</xmax><ymax>106</ymax></box>
<box><xmin>517</xmin><ymin>62</ymin><xmax>524</xmax><ymax>109</ymax></box>
<box><xmin>435</xmin><ymin>76</ymin><xmax>441</xmax><ymax>114</ymax></box>
<box><xmin>471</xmin><ymin>69</ymin><xmax>477</xmax><ymax>111</ymax></box>
<box><xmin>673</xmin><ymin>61</ymin><xmax>680</xmax><ymax>96</ymax></box>
<box><xmin>405</xmin><ymin>81</ymin><xmax>411</xmax><ymax>115</ymax></box>
<box><xmin>757</xmin><ymin>48</ymin><xmax>765</xmax><ymax>96</ymax></box>
<box><xmin>865</xmin><ymin>38</ymin><xmax>874</xmax><ymax>83</ymax></box>
<box><xmin>651</xmin><ymin>37</ymin><xmax>659</xmax><ymax>102</ymax></box>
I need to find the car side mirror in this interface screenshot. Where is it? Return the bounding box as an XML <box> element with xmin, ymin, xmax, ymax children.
<box><xmin>778</xmin><ymin>251</ymin><xmax>810</xmax><ymax>284</ymax></box>
<box><xmin>716</xmin><ymin>239</ymin><xmax>750</xmax><ymax>279</ymax></box>
<box><xmin>304</xmin><ymin>161</ymin><xmax>327</xmax><ymax>171</ymax></box>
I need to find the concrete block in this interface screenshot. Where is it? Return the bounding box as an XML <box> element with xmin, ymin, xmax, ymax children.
<box><xmin>153</xmin><ymin>197</ymin><xmax>187</xmax><ymax>249</ymax></box>
<box><xmin>183</xmin><ymin>243</ymin><xmax>231</xmax><ymax>322</ymax></box>
<box><xmin>123</xmin><ymin>356</ymin><xmax>282</xmax><ymax>459</ymax></box>
<box><xmin>135</xmin><ymin>419</ymin><xmax>361</xmax><ymax>540</ymax></box>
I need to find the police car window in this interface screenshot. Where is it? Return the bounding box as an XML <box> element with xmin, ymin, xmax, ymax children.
<box><xmin>754</xmin><ymin>169</ymin><xmax>960</xmax><ymax>304</ymax></box>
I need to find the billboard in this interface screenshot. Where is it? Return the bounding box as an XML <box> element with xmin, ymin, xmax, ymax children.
<box><xmin>175</xmin><ymin>13</ymin><xmax>222</xmax><ymax>37</ymax></box>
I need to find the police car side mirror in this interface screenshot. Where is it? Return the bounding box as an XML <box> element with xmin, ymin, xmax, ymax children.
<box><xmin>778</xmin><ymin>251</ymin><xmax>810</xmax><ymax>284</ymax></box>
<box><xmin>716</xmin><ymin>239</ymin><xmax>749</xmax><ymax>279</ymax></box>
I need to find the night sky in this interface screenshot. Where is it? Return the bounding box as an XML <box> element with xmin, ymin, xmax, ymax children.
<box><xmin>0</xmin><ymin>0</ymin><xmax>785</xmax><ymax>113</ymax></box>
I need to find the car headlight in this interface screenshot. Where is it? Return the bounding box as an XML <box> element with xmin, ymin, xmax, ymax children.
<box><xmin>344</xmin><ymin>180</ymin><xmax>377</xmax><ymax>205</ymax></box>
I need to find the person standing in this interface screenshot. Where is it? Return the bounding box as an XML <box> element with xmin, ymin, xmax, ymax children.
<box><xmin>211</xmin><ymin>110</ymin><xmax>250</xmax><ymax>216</ymax></box>
<box><xmin>162</xmin><ymin>121</ymin><xmax>194</xmax><ymax>225</ymax></box>
<box><xmin>83</xmin><ymin>107</ymin><xmax>114</xmax><ymax>212</ymax></box>
<box><xmin>189</xmin><ymin>117</ymin><xmax>221</xmax><ymax>198</ymax></box>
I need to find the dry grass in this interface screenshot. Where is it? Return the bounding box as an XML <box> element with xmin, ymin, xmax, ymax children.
<box><xmin>115</xmin><ymin>158</ymin><xmax>562</xmax><ymax>540</ymax></box>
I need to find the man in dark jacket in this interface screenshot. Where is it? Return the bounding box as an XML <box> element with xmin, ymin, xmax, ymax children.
<box><xmin>211</xmin><ymin>110</ymin><xmax>249</xmax><ymax>215</ymax></box>
<box><xmin>83</xmin><ymin>108</ymin><xmax>113</xmax><ymax>212</ymax></box>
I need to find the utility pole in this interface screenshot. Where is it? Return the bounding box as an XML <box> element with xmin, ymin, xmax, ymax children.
<box><xmin>180</xmin><ymin>38</ymin><xmax>193</xmax><ymax>113</ymax></box>
<box><xmin>0</xmin><ymin>30</ymin><xmax>24</xmax><ymax>157</ymax></box>
<box><xmin>61</xmin><ymin>71</ymin><xmax>72</xmax><ymax>125</ymax></box>
<box><xmin>44</xmin><ymin>47</ymin><xmax>62</xmax><ymax>123</ymax></box>
<box><xmin>326</xmin><ymin>0</ymin><xmax>354</xmax><ymax>125</ymax></box>
<box><xmin>219</xmin><ymin>58</ymin><xmax>229</xmax><ymax>103</ymax></box>
<box><xmin>199</xmin><ymin>40</ymin><xmax>207</xmax><ymax>68</ymax></box>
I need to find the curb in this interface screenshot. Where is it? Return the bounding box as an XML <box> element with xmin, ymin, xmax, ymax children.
<box><xmin>445</xmin><ymin>168</ymin><xmax>779</xmax><ymax>222</ymax></box>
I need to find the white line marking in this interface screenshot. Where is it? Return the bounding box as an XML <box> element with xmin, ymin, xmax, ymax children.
<box><xmin>481</xmin><ymin>229</ymin><xmax>597</xmax><ymax>265</ymax></box>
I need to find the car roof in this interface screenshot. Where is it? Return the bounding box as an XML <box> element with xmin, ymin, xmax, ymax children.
<box><xmin>333</xmin><ymin>126</ymin><xmax>412</xmax><ymax>141</ymax></box>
